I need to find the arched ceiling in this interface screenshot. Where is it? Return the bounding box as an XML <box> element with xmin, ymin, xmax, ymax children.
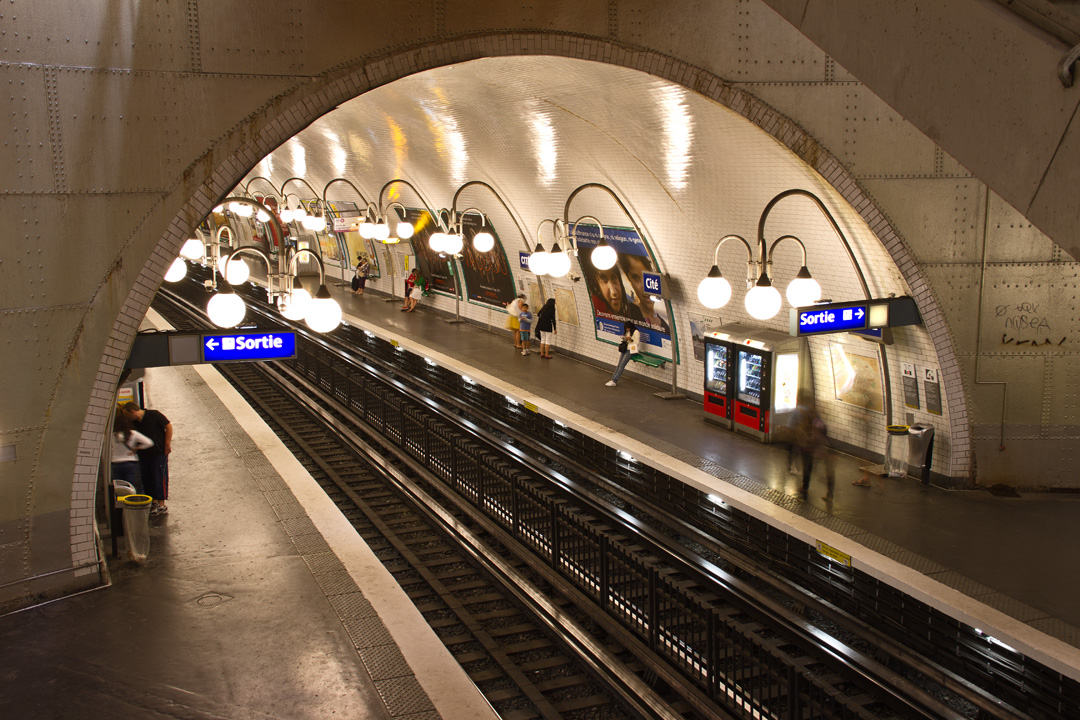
<box><xmin>247</xmin><ymin>56</ymin><xmax>908</xmax><ymax>327</ymax></box>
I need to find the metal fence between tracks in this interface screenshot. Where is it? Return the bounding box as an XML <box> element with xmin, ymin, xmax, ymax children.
<box><xmin>293</xmin><ymin>340</ymin><xmax>918</xmax><ymax>720</ymax></box>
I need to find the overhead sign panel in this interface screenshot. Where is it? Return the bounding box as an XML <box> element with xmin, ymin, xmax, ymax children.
<box><xmin>798</xmin><ymin>305</ymin><xmax>867</xmax><ymax>335</ymax></box>
<box><xmin>792</xmin><ymin>297</ymin><xmax>922</xmax><ymax>337</ymax></box>
<box><xmin>202</xmin><ymin>331</ymin><xmax>296</xmax><ymax>363</ymax></box>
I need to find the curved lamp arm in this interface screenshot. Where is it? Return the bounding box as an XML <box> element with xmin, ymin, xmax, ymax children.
<box><xmin>285</xmin><ymin>247</ymin><xmax>327</xmax><ymax>286</ymax></box>
<box><xmin>455</xmin><ymin>207</ymin><xmax>487</xmax><ymax>234</ymax></box>
<box><xmin>384</xmin><ymin>201</ymin><xmax>408</xmax><ymax>224</ymax></box>
<box><xmin>321</xmin><ymin>177</ymin><xmax>371</xmax><ymax>208</ymax></box>
<box><xmin>535</xmin><ymin>218</ymin><xmax>561</xmax><ymax>251</ymax></box>
<box><xmin>563</xmin><ymin>182</ymin><xmax>666</xmax><ymax>275</ymax></box>
<box><xmin>378</xmin><ymin>178</ymin><xmax>444</xmax><ymax>230</ymax></box>
<box><xmin>245</xmin><ymin>176</ymin><xmax>279</xmax><ymax>198</ymax></box>
<box><xmin>451</xmin><ymin>180</ymin><xmax>532</xmax><ymax>252</ymax></box>
<box><xmin>569</xmin><ymin>214</ymin><xmax>605</xmax><ymax>248</ymax></box>
<box><xmin>756</xmin><ymin>188</ymin><xmax>869</xmax><ymax>299</ymax></box>
<box><xmin>280</xmin><ymin>177</ymin><xmax>322</xmax><ymax>203</ymax></box>
<box><xmin>765</xmin><ymin>234</ymin><xmax>808</xmax><ymax>269</ymax></box>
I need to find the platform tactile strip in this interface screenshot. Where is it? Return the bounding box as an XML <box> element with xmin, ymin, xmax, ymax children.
<box><xmin>375</xmin><ymin>676</ymin><xmax>437</xmax><ymax>716</ymax></box>
<box><xmin>360</xmin><ymin>644</ymin><xmax>414</xmax><ymax>681</ymax></box>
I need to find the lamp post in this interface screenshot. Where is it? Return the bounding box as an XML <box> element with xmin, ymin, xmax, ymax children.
<box><xmin>705</xmin><ymin>188</ymin><xmax>894</xmax><ymax>422</ymax></box>
<box><xmin>323</xmin><ymin>178</ymin><xmax>379</xmax><ymax>293</ymax></box>
<box><xmin>378</xmin><ymin>178</ymin><xmax>449</xmax><ymax>307</ymax></box>
<box><xmin>701</xmin><ymin>189</ymin><xmax>829</xmax><ymax>320</ymax></box>
<box><xmin>563</xmin><ymin>183</ymin><xmax>683</xmax><ymax>400</ymax></box>
<box><xmin>203</xmin><ymin>196</ymin><xmax>342</xmax><ymax>332</ymax></box>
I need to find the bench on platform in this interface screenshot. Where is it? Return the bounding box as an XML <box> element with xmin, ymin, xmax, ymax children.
<box><xmin>632</xmin><ymin>354</ymin><xmax>667</xmax><ymax>368</ymax></box>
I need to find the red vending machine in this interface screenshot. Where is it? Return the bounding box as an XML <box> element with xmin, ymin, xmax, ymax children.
<box><xmin>702</xmin><ymin>335</ymin><xmax>734</xmax><ymax>428</ymax></box>
<box><xmin>705</xmin><ymin>325</ymin><xmax>804</xmax><ymax>442</ymax></box>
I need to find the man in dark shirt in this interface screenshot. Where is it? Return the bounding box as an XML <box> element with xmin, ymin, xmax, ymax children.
<box><xmin>121</xmin><ymin>402</ymin><xmax>173</xmax><ymax>515</ymax></box>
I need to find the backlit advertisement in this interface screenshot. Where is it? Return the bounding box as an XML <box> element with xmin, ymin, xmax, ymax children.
<box><xmin>573</xmin><ymin>224</ymin><xmax>674</xmax><ymax>361</ymax></box>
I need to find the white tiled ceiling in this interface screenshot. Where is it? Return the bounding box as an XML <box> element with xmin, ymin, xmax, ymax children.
<box><xmin>248</xmin><ymin>55</ymin><xmax>908</xmax><ymax>321</ymax></box>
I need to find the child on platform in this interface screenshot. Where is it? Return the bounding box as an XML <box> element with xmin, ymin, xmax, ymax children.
<box><xmin>517</xmin><ymin>303</ymin><xmax>533</xmax><ymax>356</ymax></box>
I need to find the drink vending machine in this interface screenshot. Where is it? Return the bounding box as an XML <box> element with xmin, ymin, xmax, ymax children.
<box><xmin>703</xmin><ymin>324</ymin><xmax>805</xmax><ymax>442</ymax></box>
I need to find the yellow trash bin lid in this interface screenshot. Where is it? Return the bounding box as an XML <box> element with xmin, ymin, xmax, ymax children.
<box><xmin>120</xmin><ymin>494</ymin><xmax>153</xmax><ymax>507</ymax></box>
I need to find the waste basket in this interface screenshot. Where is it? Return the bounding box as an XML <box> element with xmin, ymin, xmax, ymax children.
<box><xmin>908</xmin><ymin>424</ymin><xmax>935</xmax><ymax>485</ymax></box>
<box><xmin>120</xmin><ymin>494</ymin><xmax>153</xmax><ymax>563</ymax></box>
<box><xmin>884</xmin><ymin>425</ymin><xmax>910</xmax><ymax>478</ymax></box>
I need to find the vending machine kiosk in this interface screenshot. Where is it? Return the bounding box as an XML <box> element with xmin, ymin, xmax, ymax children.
<box><xmin>703</xmin><ymin>324</ymin><xmax>805</xmax><ymax>442</ymax></box>
<box><xmin>702</xmin><ymin>335</ymin><xmax>734</xmax><ymax>428</ymax></box>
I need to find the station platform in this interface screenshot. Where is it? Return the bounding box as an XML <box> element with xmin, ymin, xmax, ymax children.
<box><xmin>0</xmin><ymin>311</ymin><xmax>497</xmax><ymax>720</ymax></box>
<box><xmin>5</xmin><ymin>275</ymin><xmax>1080</xmax><ymax>718</ymax></box>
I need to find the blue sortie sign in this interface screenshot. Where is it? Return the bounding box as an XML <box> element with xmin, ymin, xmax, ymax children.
<box><xmin>202</xmin><ymin>331</ymin><xmax>297</xmax><ymax>363</ymax></box>
<box><xmin>798</xmin><ymin>305</ymin><xmax>867</xmax><ymax>335</ymax></box>
<box><xmin>519</xmin><ymin>251</ymin><xmax>532</xmax><ymax>270</ymax></box>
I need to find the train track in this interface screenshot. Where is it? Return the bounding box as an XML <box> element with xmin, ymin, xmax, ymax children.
<box><xmin>154</xmin><ymin>274</ymin><xmax>1074</xmax><ymax>719</ymax></box>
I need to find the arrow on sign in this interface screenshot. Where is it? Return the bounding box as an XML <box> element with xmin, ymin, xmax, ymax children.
<box><xmin>855</xmin><ymin>308</ymin><xmax>865</xmax><ymax>320</ymax></box>
<box><xmin>205</xmin><ymin>338</ymin><xmax>219</xmax><ymax>351</ymax></box>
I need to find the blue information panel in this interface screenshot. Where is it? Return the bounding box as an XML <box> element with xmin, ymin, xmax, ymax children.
<box><xmin>797</xmin><ymin>305</ymin><xmax>867</xmax><ymax>335</ymax></box>
<box><xmin>202</xmin><ymin>331</ymin><xmax>297</xmax><ymax>363</ymax></box>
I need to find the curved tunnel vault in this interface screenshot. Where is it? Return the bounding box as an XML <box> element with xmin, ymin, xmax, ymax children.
<box><xmin>60</xmin><ymin>32</ymin><xmax>978</xmax><ymax>597</ymax></box>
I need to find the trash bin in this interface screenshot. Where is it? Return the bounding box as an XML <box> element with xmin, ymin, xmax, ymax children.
<box><xmin>120</xmin><ymin>494</ymin><xmax>153</xmax><ymax>563</ymax></box>
<box><xmin>884</xmin><ymin>425</ymin><xmax>910</xmax><ymax>478</ymax></box>
<box><xmin>113</xmin><ymin>479</ymin><xmax>136</xmax><ymax>501</ymax></box>
<box><xmin>908</xmin><ymin>424</ymin><xmax>935</xmax><ymax>485</ymax></box>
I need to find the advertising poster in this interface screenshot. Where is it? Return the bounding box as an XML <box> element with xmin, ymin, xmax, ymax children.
<box><xmin>458</xmin><ymin>212</ymin><xmax>517</xmax><ymax>309</ymax></box>
<box><xmin>328</xmin><ymin>201</ymin><xmax>379</xmax><ymax>277</ymax></box>
<box><xmin>573</xmin><ymin>224</ymin><xmax>673</xmax><ymax>360</ymax></box>
<box><xmin>553</xmin><ymin>286</ymin><xmax>579</xmax><ymax>327</ymax></box>
<box><xmin>406</xmin><ymin>208</ymin><xmax>457</xmax><ymax>296</ymax></box>
<box><xmin>523</xmin><ymin>277</ymin><xmax>544</xmax><ymax>317</ymax></box>
<box><xmin>829</xmin><ymin>342</ymin><xmax>884</xmax><ymax>413</ymax></box>
<box><xmin>688</xmin><ymin>312</ymin><xmax>722</xmax><ymax>361</ymax></box>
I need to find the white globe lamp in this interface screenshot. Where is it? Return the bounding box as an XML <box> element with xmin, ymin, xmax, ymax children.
<box><xmin>207</xmin><ymin>290</ymin><xmax>246</xmax><ymax>328</ymax></box>
<box><xmin>785</xmin><ymin>267</ymin><xmax>822</xmax><ymax>308</ymax></box>
<box><xmin>230</xmin><ymin>201</ymin><xmax>254</xmax><ymax>218</ymax></box>
<box><xmin>473</xmin><ymin>231</ymin><xmax>494</xmax><ymax>252</ymax></box>
<box><xmin>443</xmin><ymin>233</ymin><xmax>464</xmax><ymax>255</ymax></box>
<box><xmin>359</xmin><ymin>220</ymin><xmax>376</xmax><ymax>239</ymax></box>
<box><xmin>280</xmin><ymin>282</ymin><xmax>312</xmax><ymax>321</ymax></box>
<box><xmin>292</xmin><ymin>204</ymin><xmax>308</xmax><ymax>220</ymax></box>
<box><xmin>306</xmin><ymin>286</ymin><xmax>343</xmax><ymax>332</ymax></box>
<box><xmin>279</xmin><ymin>207</ymin><xmax>295</xmax><ymax>224</ymax></box>
<box><xmin>164</xmin><ymin>258</ymin><xmax>188</xmax><ymax>283</ymax></box>
<box><xmin>396</xmin><ymin>221</ymin><xmax>414</xmax><ymax>239</ymax></box>
<box><xmin>546</xmin><ymin>250</ymin><xmax>571</xmax><ymax>278</ymax></box>
<box><xmin>429</xmin><ymin>232</ymin><xmax>446</xmax><ymax>252</ymax></box>
<box><xmin>745</xmin><ymin>279</ymin><xmax>783</xmax><ymax>320</ymax></box>
<box><xmin>180</xmin><ymin>238</ymin><xmax>205</xmax><ymax>260</ymax></box>
<box><xmin>696</xmin><ymin>266</ymin><xmax>732</xmax><ymax>309</ymax></box>
<box><xmin>528</xmin><ymin>246</ymin><xmax>549</xmax><ymax>275</ymax></box>
<box><xmin>256</xmin><ymin>208</ymin><xmax>271</xmax><ymax>223</ymax></box>
<box><xmin>591</xmin><ymin>243</ymin><xmax>617</xmax><ymax>270</ymax></box>
<box><xmin>372</xmin><ymin>222</ymin><xmax>390</xmax><ymax>241</ymax></box>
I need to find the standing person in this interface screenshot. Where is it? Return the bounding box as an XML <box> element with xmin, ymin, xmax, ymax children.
<box><xmin>605</xmin><ymin>322</ymin><xmax>640</xmax><ymax>387</ymax></box>
<box><xmin>535</xmin><ymin>298</ymin><xmax>557</xmax><ymax>359</ymax></box>
<box><xmin>506</xmin><ymin>294</ymin><xmax>526</xmax><ymax>349</ymax></box>
<box><xmin>401</xmin><ymin>269</ymin><xmax>417</xmax><ymax>311</ymax></box>
<box><xmin>517</xmin><ymin>303</ymin><xmax>533</xmax><ymax>355</ymax></box>
<box><xmin>352</xmin><ymin>253</ymin><xmax>371</xmax><ymax>295</ymax></box>
<box><xmin>794</xmin><ymin>398</ymin><xmax>833</xmax><ymax>500</ymax></box>
<box><xmin>121</xmin><ymin>402</ymin><xmax>173</xmax><ymax>516</ymax></box>
<box><xmin>111</xmin><ymin>412</ymin><xmax>154</xmax><ymax>494</ymax></box>
<box><xmin>405</xmin><ymin>270</ymin><xmax>426</xmax><ymax>312</ymax></box>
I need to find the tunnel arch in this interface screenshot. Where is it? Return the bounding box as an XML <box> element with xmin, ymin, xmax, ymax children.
<box><xmin>71</xmin><ymin>32</ymin><xmax>972</xmax><ymax>561</ymax></box>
